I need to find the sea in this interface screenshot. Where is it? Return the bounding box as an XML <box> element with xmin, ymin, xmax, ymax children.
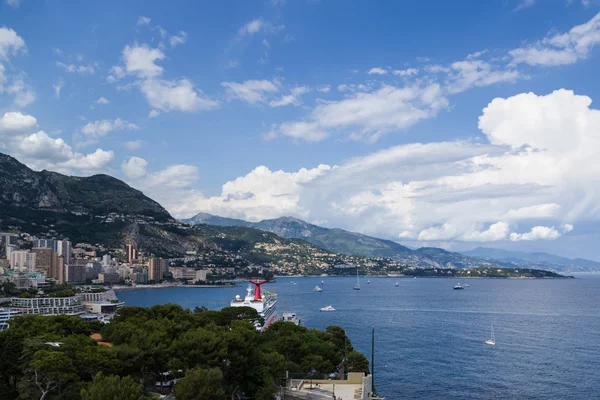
<box><xmin>117</xmin><ymin>275</ymin><xmax>600</xmax><ymax>399</ymax></box>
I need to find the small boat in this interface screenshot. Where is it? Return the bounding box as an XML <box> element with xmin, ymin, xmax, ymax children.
<box><xmin>454</xmin><ymin>283</ymin><xmax>464</xmax><ymax>290</ymax></box>
<box><xmin>320</xmin><ymin>305</ymin><xmax>336</xmax><ymax>312</ymax></box>
<box><xmin>291</xmin><ymin>281</ymin><xmax>297</xmax><ymax>285</ymax></box>
<box><xmin>395</xmin><ymin>281</ymin><xmax>399</xmax><ymax>287</ymax></box>
<box><xmin>313</xmin><ymin>285</ymin><xmax>323</xmax><ymax>292</ymax></box>
<box><xmin>367</xmin><ymin>279</ymin><xmax>371</xmax><ymax>284</ymax></box>
<box><xmin>321</xmin><ymin>279</ymin><xmax>324</xmax><ymax>285</ymax></box>
<box><xmin>464</xmin><ymin>283</ymin><xmax>470</xmax><ymax>288</ymax></box>
<box><xmin>353</xmin><ymin>268</ymin><xmax>361</xmax><ymax>290</ymax></box>
<box><xmin>486</xmin><ymin>324</ymin><xmax>496</xmax><ymax>346</ymax></box>
<box><xmin>414</xmin><ymin>277</ymin><xmax>417</xmax><ymax>279</ymax></box>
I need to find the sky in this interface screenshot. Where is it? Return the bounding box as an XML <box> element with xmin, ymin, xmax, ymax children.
<box><xmin>1</xmin><ymin>0</ymin><xmax>600</xmax><ymax>260</ymax></box>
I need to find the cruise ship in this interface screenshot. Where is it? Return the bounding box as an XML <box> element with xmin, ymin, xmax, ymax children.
<box><xmin>230</xmin><ymin>278</ymin><xmax>277</xmax><ymax>331</ymax></box>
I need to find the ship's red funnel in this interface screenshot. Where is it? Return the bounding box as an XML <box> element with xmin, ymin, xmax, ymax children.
<box><xmin>249</xmin><ymin>278</ymin><xmax>267</xmax><ymax>300</ymax></box>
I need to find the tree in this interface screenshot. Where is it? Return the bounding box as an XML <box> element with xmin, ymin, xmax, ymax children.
<box><xmin>346</xmin><ymin>351</ymin><xmax>369</xmax><ymax>374</ymax></box>
<box><xmin>174</xmin><ymin>367</ymin><xmax>226</xmax><ymax>400</ymax></box>
<box><xmin>26</xmin><ymin>350</ymin><xmax>78</xmax><ymax>400</ymax></box>
<box><xmin>80</xmin><ymin>372</ymin><xmax>150</xmax><ymax>400</ymax></box>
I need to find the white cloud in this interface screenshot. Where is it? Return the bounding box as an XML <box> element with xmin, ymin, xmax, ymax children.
<box><xmin>262</xmin><ymin>38</ymin><xmax>271</xmax><ymax>49</ymax></box>
<box><xmin>0</xmin><ymin>111</ymin><xmax>37</xmax><ymax>134</ymax></box>
<box><xmin>0</xmin><ymin>27</ymin><xmax>26</xmax><ymax>59</ymax></box>
<box><xmin>239</xmin><ymin>19</ymin><xmax>264</xmax><ymax>36</ymax></box>
<box><xmin>392</xmin><ymin>68</ymin><xmax>418</xmax><ymax>77</ymax></box>
<box><xmin>6</xmin><ymin>79</ymin><xmax>36</xmax><ymax>107</ymax></box>
<box><xmin>367</xmin><ymin>67</ymin><xmax>387</xmax><ymax>75</ymax></box>
<box><xmin>6</xmin><ymin>0</ymin><xmax>22</xmax><ymax>8</ymax></box>
<box><xmin>81</xmin><ymin>118</ymin><xmax>138</xmax><ymax>139</ymax></box>
<box><xmin>269</xmin><ymin>86</ymin><xmax>309</xmax><ymax>107</ymax></box>
<box><xmin>170</xmin><ymin>31</ymin><xmax>188</xmax><ymax>47</ymax></box>
<box><xmin>461</xmin><ymin>222</ymin><xmax>510</xmax><ymax>242</ymax></box>
<box><xmin>515</xmin><ymin>0</ymin><xmax>536</xmax><ymax>11</ymax></box>
<box><xmin>509</xmin><ymin>13</ymin><xmax>600</xmax><ymax>66</ymax></box>
<box><xmin>56</xmin><ymin>61</ymin><xmax>95</xmax><ymax>75</ymax></box>
<box><xmin>157</xmin><ymin>88</ymin><xmax>599</xmax><ymax>247</ymax></box>
<box><xmin>53</xmin><ymin>79</ymin><xmax>64</xmax><ymax>99</ymax></box>
<box><xmin>95</xmin><ymin>96</ymin><xmax>109</xmax><ymax>104</ymax></box>
<box><xmin>107</xmin><ymin>66</ymin><xmax>126</xmax><ymax>83</ymax></box>
<box><xmin>121</xmin><ymin>156</ymin><xmax>148</xmax><ymax>179</ymax></box>
<box><xmin>122</xmin><ymin>44</ymin><xmax>165</xmax><ymax>78</ymax></box>
<box><xmin>269</xmin><ymin>83</ymin><xmax>448</xmax><ymax>142</ymax></box>
<box><xmin>123</xmin><ymin>140</ymin><xmax>146</xmax><ymax>150</ymax></box>
<box><xmin>137</xmin><ymin>16</ymin><xmax>152</xmax><ymax>26</ymax></box>
<box><xmin>221</xmin><ymin>79</ymin><xmax>280</xmax><ymax>105</ymax></box>
<box><xmin>510</xmin><ymin>226</ymin><xmax>561</xmax><ymax>241</ymax></box>
<box><xmin>140</xmin><ymin>79</ymin><xmax>219</xmax><ymax>112</ymax></box>
<box><xmin>148</xmin><ymin>109</ymin><xmax>160</xmax><ymax>118</ymax></box>
<box><xmin>317</xmin><ymin>85</ymin><xmax>331</xmax><ymax>93</ymax></box>
<box><xmin>445</xmin><ymin>60</ymin><xmax>520</xmax><ymax>94</ymax></box>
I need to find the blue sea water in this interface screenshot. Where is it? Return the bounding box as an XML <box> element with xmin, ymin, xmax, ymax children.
<box><xmin>117</xmin><ymin>276</ymin><xmax>600</xmax><ymax>399</ymax></box>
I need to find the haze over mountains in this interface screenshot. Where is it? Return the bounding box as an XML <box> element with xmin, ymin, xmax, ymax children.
<box><xmin>182</xmin><ymin>213</ymin><xmax>600</xmax><ymax>272</ymax></box>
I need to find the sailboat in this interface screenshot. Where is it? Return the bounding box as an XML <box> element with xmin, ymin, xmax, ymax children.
<box><xmin>353</xmin><ymin>268</ymin><xmax>361</xmax><ymax>290</ymax></box>
<box><xmin>485</xmin><ymin>324</ymin><xmax>496</xmax><ymax>346</ymax></box>
<box><xmin>394</xmin><ymin>281</ymin><xmax>399</xmax><ymax>287</ymax></box>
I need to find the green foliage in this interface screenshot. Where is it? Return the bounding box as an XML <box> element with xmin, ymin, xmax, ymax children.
<box><xmin>80</xmin><ymin>373</ymin><xmax>150</xmax><ymax>400</ymax></box>
<box><xmin>0</xmin><ymin>305</ymin><xmax>367</xmax><ymax>400</ymax></box>
<box><xmin>174</xmin><ymin>368</ymin><xmax>226</xmax><ymax>400</ymax></box>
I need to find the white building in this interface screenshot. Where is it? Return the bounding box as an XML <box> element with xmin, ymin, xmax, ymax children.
<box><xmin>102</xmin><ymin>254</ymin><xmax>112</xmax><ymax>267</ymax></box>
<box><xmin>10</xmin><ymin>296</ymin><xmax>84</xmax><ymax>316</ymax></box>
<box><xmin>9</xmin><ymin>251</ymin><xmax>36</xmax><ymax>273</ymax></box>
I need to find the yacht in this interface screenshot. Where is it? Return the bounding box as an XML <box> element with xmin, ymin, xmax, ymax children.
<box><xmin>367</xmin><ymin>279</ymin><xmax>371</xmax><ymax>284</ymax></box>
<box><xmin>453</xmin><ymin>283</ymin><xmax>465</xmax><ymax>290</ymax></box>
<box><xmin>320</xmin><ymin>305</ymin><xmax>336</xmax><ymax>312</ymax></box>
<box><xmin>313</xmin><ymin>285</ymin><xmax>323</xmax><ymax>292</ymax></box>
<box><xmin>353</xmin><ymin>268</ymin><xmax>361</xmax><ymax>290</ymax></box>
<box><xmin>486</xmin><ymin>324</ymin><xmax>496</xmax><ymax>346</ymax></box>
<box><xmin>230</xmin><ymin>278</ymin><xmax>277</xmax><ymax>331</ymax></box>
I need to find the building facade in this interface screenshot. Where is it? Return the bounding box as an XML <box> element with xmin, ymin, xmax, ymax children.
<box><xmin>10</xmin><ymin>296</ymin><xmax>84</xmax><ymax>315</ymax></box>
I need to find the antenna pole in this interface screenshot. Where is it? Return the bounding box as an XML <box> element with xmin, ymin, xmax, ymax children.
<box><xmin>372</xmin><ymin>326</ymin><xmax>376</xmax><ymax>396</ymax></box>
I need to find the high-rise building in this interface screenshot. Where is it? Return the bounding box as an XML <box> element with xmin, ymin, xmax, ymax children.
<box><xmin>56</xmin><ymin>240</ymin><xmax>71</xmax><ymax>266</ymax></box>
<box><xmin>32</xmin><ymin>248</ymin><xmax>54</xmax><ymax>276</ymax></box>
<box><xmin>65</xmin><ymin>264</ymin><xmax>85</xmax><ymax>283</ymax></box>
<box><xmin>148</xmin><ymin>257</ymin><xmax>167</xmax><ymax>281</ymax></box>
<box><xmin>9</xmin><ymin>251</ymin><xmax>36</xmax><ymax>272</ymax></box>
<box><xmin>34</xmin><ymin>239</ymin><xmax>56</xmax><ymax>251</ymax></box>
<box><xmin>102</xmin><ymin>254</ymin><xmax>112</xmax><ymax>267</ymax></box>
<box><xmin>125</xmin><ymin>244</ymin><xmax>137</xmax><ymax>264</ymax></box>
<box><xmin>85</xmin><ymin>262</ymin><xmax>102</xmax><ymax>280</ymax></box>
<box><xmin>49</xmin><ymin>255</ymin><xmax>65</xmax><ymax>283</ymax></box>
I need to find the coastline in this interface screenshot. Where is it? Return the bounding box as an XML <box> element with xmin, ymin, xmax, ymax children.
<box><xmin>112</xmin><ymin>283</ymin><xmax>238</xmax><ymax>291</ymax></box>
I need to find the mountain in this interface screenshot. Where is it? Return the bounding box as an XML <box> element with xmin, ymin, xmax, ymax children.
<box><xmin>462</xmin><ymin>247</ymin><xmax>600</xmax><ymax>272</ymax></box>
<box><xmin>182</xmin><ymin>213</ymin><xmax>507</xmax><ymax>269</ymax></box>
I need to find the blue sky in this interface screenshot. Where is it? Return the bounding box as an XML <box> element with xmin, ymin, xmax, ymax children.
<box><xmin>1</xmin><ymin>0</ymin><xmax>600</xmax><ymax>260</ymax></box>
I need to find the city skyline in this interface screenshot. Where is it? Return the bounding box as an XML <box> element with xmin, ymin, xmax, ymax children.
<box><xmin>1</xmin><ymin>1</ymin><xmax>600</xmax><ymax>259</ymax></box>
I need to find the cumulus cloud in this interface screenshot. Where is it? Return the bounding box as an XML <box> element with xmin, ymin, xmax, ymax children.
<box><xmin>0</xmin><ymin>112</ymin><xmax>114</xmax><ymax>174</ymax></box>
<box><xmin>122</xmin><ymin>44</ymin><xmax>165</xmax><ymax>78</ymax></box>
<box><xmin>123</xmin><ymin>140</ymin><xmax>146</xmax><ymax>150</ymax></box>
<box><xmin>80</xmin><ymin>118</ymin><xmax>138</xmax><ymax>140</ymax></box>
<box><xmin>121</xmin><ymin>156</ymin><xmax>148</xmax><ymax>179</ymax></box>
<box><xmin>221</xmin><ymin>79</ymin><xmax>280</xmax><ymax>105</ymax></box>
<box><xmin>53</xmin><ymin>79</ymin><xmax>64</xmax><ymax>99</ymax></box>
<box><xmin>137</xmin><ymin>16</ymin><xmax>151</xmax><ymax>26</ymax></box>
<box><xmin>140</xmin><ymin>79</ymin><xmax>219</xmax><ymax>112</ymax></box>
<box><xmin>509</xmin><ymin>13</ymin><xmax>600</xmax><ymax>66</ymax></box>
<box><xmin>514</xmin><ymin>0</ymin><xmax>535</xmax><ymax>11</ymax></box>
<box><xmin>368</xmin><ymin>67</ymin><xmax>387</xmax><ymax>75</ymax></box>
<box><xmin>0</xmin><ymin>27</ymin><xmax>26</xmax><ymax>59</ymax></box>
<box><xmin>392</xmin><ymin>68</ymin><xmax>418</xmax><ymax>77</ymax></box>
<box><xmin>510</xmin><ymin>226</ymin><xmax>561</xmax><ymax>241</ymax></box>
<box><xmin>148</xmin><ymin>89</ymin><xmax>598</xmax><ymax>250</ymax></box>
<box><xmin>0</xmin><ymin>111</ymin><xmax>37</xmax><ymax>134</ymax></box>
<box><xmin>96</xmin><ymin>97</ymin><xmax>109</xmax><ymax>104</ymax></box>
<box><xmin>268</xmin><ymin>83</ymin><xmax>448</xmax><ymax>142</ymax></box>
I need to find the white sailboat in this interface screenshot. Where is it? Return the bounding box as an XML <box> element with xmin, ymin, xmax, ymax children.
<box><xmin>353</xmin><ymin>268</ymin><xmax>361</xmax><ymax>290</ymax></box>
<box><xmin>394</xmin><ymin>281</ymin><xmax>399</xmax><ymax>287</ymax></box>
<box><xmin>485</xmin><ymin>324</ymin><xmax>496</xmax><ymax>346</ymax></box>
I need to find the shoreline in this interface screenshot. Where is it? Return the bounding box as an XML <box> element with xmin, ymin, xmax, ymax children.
<box><xmin>113</xmin><ymin>283</ymin><xmax>238</xmax><ymax>291</ymax></box>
